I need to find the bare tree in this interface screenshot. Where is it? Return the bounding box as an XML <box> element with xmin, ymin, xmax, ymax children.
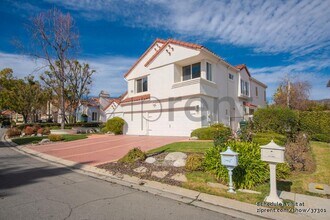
<box><xmin>28</xmin><ymin>8</ymin><xmax>79</xmax><ymax>129</ymax></box>
<box><xmin>273</xmin><ymin>76</ymin><xmax>311</xmax><ymax>110</ymax></box>
<box><xmin>65</xmin><ymin>60</ymin><xmax>95</xmax><ymax>123</ymax></box>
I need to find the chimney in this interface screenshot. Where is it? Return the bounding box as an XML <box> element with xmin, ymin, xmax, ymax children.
<box><xmin>99</xmin><ymin>90</ymin><xmax>110</xmax><ymax>98</ymax></box>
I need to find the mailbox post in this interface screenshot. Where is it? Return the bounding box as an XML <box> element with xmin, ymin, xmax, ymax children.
<box><xmin>220</xmin><ymin>147</ymin><xmax>239</xmax><ymax>193</ymax></box>
<box><xmin>260</xmin><ymin>140</ymin><xmax>285</xmax><ymax>204</ymax></box>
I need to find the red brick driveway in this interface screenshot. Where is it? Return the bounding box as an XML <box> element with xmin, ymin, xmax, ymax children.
<box><xmin>27</xmin><ymin>135</ymin><xmax>187</xmax><ymax>166</ymax></box>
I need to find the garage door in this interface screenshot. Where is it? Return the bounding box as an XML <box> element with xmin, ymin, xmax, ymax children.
<box><xmin>148</xmin><ymin>110</ymin><xmax>199</xmax><ymax>136</ymax></box>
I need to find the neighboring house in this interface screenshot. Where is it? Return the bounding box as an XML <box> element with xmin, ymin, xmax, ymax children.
<box><xmin>76</xmin><ymin>91</ymin><xmax>121</xmax><ymax>123</ymax></box>
<box><xmin>1</xmin><ymin>110</ymin><xmax>24</xmax><ymax>124</ymax></box>
<box><xmin>109</xmin><ymin>38</ymin><xmax>267</xmax><ymax>137</ymax></box>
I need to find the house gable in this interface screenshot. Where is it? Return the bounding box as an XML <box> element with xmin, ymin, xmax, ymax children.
<box><xmin>124</xmin><ymin>39</ymin><xmax>166</xmax><ymax>80</ymax></box>
<box><xmin>146</xmin><ymin>39</ymin><xmax>202</xmax><ymax>69</ymax></box>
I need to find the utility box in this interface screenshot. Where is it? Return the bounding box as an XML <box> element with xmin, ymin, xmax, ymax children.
<box><xmin>260</xmin><ymin>140</ymin><xmax>285</xmax><ymax>164</ymax></box>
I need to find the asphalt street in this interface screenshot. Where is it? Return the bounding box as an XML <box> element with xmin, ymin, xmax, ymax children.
<box><xmin>0</xmin><ymin>128</ymin><xmax>240</xmax><ymax>220</ymax></box>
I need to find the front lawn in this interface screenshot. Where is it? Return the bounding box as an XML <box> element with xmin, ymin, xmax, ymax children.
<box><xmin>284</xmin><ymin>141</ymin><xmax>330</xmax><ymax>195</ymax></box>
<box><xmin>147</xmin><ymin>141</ymin><xmax>213</xmax><ymax>154</ymax></box>
<box><xmin>12</xmin><ymin>134</ymin><xmax>88</xmax><ymax>145</ymax></box>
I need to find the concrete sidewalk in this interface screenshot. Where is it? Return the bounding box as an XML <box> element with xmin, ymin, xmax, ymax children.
<box><xmin>3</xmin><ymin>134</ymin><xmax>329</xmax><ymax>220</ymax></box>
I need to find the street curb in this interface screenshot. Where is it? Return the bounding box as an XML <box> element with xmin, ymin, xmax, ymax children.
<box><xmin>2</xmin><ymin>135</ymin><xmax>308</xmax><ymax>220</ymax></box>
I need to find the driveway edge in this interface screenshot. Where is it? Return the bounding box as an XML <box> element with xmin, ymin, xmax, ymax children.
<box><xmin>2</xmin><ymin>135</ymin><xmax>307</xmax><ymax>220</ymax></box>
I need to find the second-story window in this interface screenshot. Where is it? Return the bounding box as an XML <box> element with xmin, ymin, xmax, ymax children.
<box><xmin>255</xmin><ymin>86</ymin><xmax>258</xmax><ymax>96</ymax></box>
<box><xmin>136</xmin><ymin>77</ymin><xmax>148</xmax><ymax>93</ymax></box>
<box><xmin>240</xmin><ymin>79</ymin><xmax>249</xmax><ymax>96</ymax></box>
<box><xmin>229</xmin><ymin>73</ymin><xmax>234</xmax><ymax>80</ymax></box>
<box><xmin>206</xmin><ymin>62</ymin><xmax>212</xmax><ymax>81</ymax></box>
<box><xmin>182</xmin><ymin>62</ymin><xmax>201</xmax><ymax>81</ymax></box>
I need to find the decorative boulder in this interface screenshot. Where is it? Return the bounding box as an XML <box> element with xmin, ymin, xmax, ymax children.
<box><xmin>39</xmin><ymin>138</ymin><xmax>50</xmax><ymax>144</ymax></box>
<box><xmin>145</xmin><ymin>157</ymin><xmax>156</xmax><ymax>164</ymax></box>
<box><xmin>173</xmin><ymin>159</ymin><xmax>186</xmax><ymax>167</ymax></box>
<box><xmin>164</xmin><ymin>152</ymin><xmax>187</xmax><ymax>161</ymax></box>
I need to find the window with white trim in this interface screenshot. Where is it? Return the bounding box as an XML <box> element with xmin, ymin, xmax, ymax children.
<box><xmin>182</xmin><ymin>62</ymin><xmax>201</xmax><ymax>81</ymax></box>
<box><xmin>240</xmin><ymin>79</ymin><xmax>249</xmax><ymax>96</ymax></box>
<box><xmin>206</xmin><ymin>62</ymin><xmax>212</xmax><ymax>81</ymax></box>
<box><xmin>136</xmin><ymin>77</ymin><xmax>148</xmax><ymax>93</ymax></box>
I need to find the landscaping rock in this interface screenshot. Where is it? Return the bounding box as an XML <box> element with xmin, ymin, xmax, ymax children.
<box><xmin>133</xmin><ymin>166</ymin><xmax>148</xmax><ymax>173</ymax></box>
<box><xmin>39</xmin><ymin>138</ymin><xmax>50</xmax><ymax>144</ymax></box>
<box><xmin>189</xmin><ymin>136</ymin><xmax>198</xmax><ymax>140</ymax></box>
<box><xmin>145</xmin><ymin>157</ymin><xmax>156</xmax><ymax>164</ymax></box>
<box><xmin>37</xmin><ymin>133</ymin><xmax>42</xmax><ymax>137</ymax></box>
<box><xmin>30</xmin><ymin>134</ymin><xmax>36</xmax><ymax>137</ymax></box>
<box><xmin>207</xmin><ymin>182</ymin><xmax>228</xmax><ymax>190</ymax></box>
<box><xmin>173</xmin><ymin>158</ymin><xmax>186</xmax><ymax>167</ymax></box>
<box><xmin>170</xmin><ymin>173</ymin><xmax>187</xmax><ymax>182</ymax></box>
<box><xmin>20</xmin><ymin>133</ymin><xmax>26</xmax><ymax>137</ymax></box>
<box><xmin>151</xmin><ymin>171</ymin><xmax>169</xmax><ymax>179</ymax></box>
<box><xmin>164</xmin><ymin>152</ymin><xmax>187</xmax><ymax>161</ymax></box>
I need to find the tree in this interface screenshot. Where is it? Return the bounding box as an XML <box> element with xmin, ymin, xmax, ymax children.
<box><xmin>273</xmin><ymin>76</ymin><xmax>311</xmax><ymax>110</ymax></box>
<box><xmin>27</xmin><ymin>8</ymin><xmax>79</xmax><ymax>129</ymax></box>
<box><xmin>42</xmin><ymin>60</ymin><xmax>95</xmax><ymax>123</ymax></box>
<box><xmin>0</xmin><ymin>68</ymin><xmax>48</xmax><ymax>123</ymax></box>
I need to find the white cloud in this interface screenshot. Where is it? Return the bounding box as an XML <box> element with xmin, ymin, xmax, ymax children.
<box><xmin>250</xmin><ymin>59</ymin><xmax>330</xmax><ymax>101</ymax></box>
<box><xmin>45</xmin><ymin>0</ymin><xmax>330</xmax><ymax>56</ymax></box>
<box><xmin>0</xmin><ymin>52</ymin><xmax>135</xmax><ymax>97</ymax></box>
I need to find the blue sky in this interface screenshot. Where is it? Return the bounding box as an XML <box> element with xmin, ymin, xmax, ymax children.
<box><xmin>0</xmin><ymin>0</ymin><xmax>329</xmax><ymax>100</ymax></box>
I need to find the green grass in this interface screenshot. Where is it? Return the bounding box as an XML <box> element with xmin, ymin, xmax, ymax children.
<box><xmin>147</xmin><ymin>141</ymin><xmax>213</xmax><ymax>154</ymax></box>
<box><xmin>285</xmin><ymin>141</ymin><xmax>330</xmax><ymax>195</ymax></box>
<box><xmin>12</xmin><ymin>136</ymin><xmax>45</xmax><ymax>145</ymax></box>
<box><xmin>12</xmin><ymin>134</ymin><xmax>88</xmax><ymax>145</ymax></box>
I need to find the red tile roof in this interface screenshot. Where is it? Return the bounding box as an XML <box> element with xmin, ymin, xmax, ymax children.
<box><xmin>144</xmin><ymin>38</ymin><xmax>203</xmax><ymax>67</ymax></box>
<box><xmin>243</xmin><ymin>102</ymin><xmax>257</xmax><ymax>108</ymax></box>
<box><xmin>235</xmin><ymin>64</ymin><xmax>251</xmax><ymax>77</ymax></box>
<box><xmin>124</xmin><ymin>39</ymin><xmax>166</xmax><ymax>78</ymax></box>
<box><xmin>121</xmin><ymin>94</ymin><xmax>151</xmax><ymax>103</ymax></box>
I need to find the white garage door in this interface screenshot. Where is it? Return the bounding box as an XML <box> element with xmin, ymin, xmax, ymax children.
<box><xmin>148</xmin><ymin>110</ymin><xmax>200</xmax><ymax>136</ymax></box>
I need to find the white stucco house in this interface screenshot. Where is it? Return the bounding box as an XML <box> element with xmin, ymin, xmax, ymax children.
<box><xmin>109</xmin><ymin>38</ymin><xmax>267</xmax><ymax>136</ymax></box>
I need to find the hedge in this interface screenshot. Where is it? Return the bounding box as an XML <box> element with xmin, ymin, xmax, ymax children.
<box><xmin>253</xmin><ymin>107</ymin><xmax>299</xmax><ymax>134</ymax></box>
<box><xmin>15</xmin><ymin>122</ymin><xmax>103</xmax><ymax>130</ymax></box>
<box><xmin>253</xmin><ymin>108</ymin><xmax>330</xmax><ymax>139</ymax></box>
<box><xmin>105</xmin><ymin>117</ymin><xmax>125</xmax><ymax>135</ymax></box>
<box><xmin>298</xmin><ymin>111</ymin><xmax>330</xmax><ymax>135</ymax></box>
<box><xmin>191</xmin><ymin>123</ymin><xmax>231</xmax><ymax>140</ymax></box>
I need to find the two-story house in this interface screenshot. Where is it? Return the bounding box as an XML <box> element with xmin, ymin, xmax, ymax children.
<box><xmin>111</xmin><ymin>39</ymin><xmax>267</xmax><ymax>136</ymax></box>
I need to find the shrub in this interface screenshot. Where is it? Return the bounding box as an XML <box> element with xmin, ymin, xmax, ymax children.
<box><xmin>42</xmin><ymin>127</ymin><xmax>51</xmax><ymax>135</ymax></box>
<box><xmin>185</xmin><ymin>154</ymin><xmax>204</xmax><ymax>171</ymax></box>
<box><xmin>118</xmin><ymin>148</ymin><xmax>146</xmax><ymax>163</ymax></box>
<box><xmin>253</xmin><ymin>107</ymin><xmax>299</xmax><ymax>135</ymax></box>
<box><xmin>23</xmin><ymin>126</ymin><xmax>35</xmax><ymax>135</ymax></box>
<box><xmin>105</xmin><ymin>117</ymin><xmax>125</xmax><ymax>135</ymax></box>
<box><xmin>6</xmin><ymin>127</ymin><xmax>21</xmax><ymax>138</ymax></box>
<box><xmin>252</xmin><ymin>132</ymin><xmax>287</xmax><ymax>146</ymax></box>
<box><xmin>204</xmin><ymin>141</ymin><xmax>290</xmax><ymax>189</ymax></box>
<box><xmin>285</xmin><ymin>132</ymin><xmax>316</xmax><ymax>172</ymax></box>
<box><xmin>48</xmin><ymin>134</ymin><xmax>64</xmax><ymax>142</ymax></box>
<box><xmin>191</xmin><ymin>123</ymin><xmax>231</xmax><ymax>141</ymax></box>
<box><xmin>298</xmin><ymin>111</ymin><xmax>330</xmax><ymax>135</ymax></box>
<box><xmin>311</xmin><ymin>133</ymin><xmax>330</xmax><ymax>143</ymax></box>
<box><xmin>37</xmin><ymin>128</ymin><xmax>43</xmax><ymax>134</ymax></box>
<box><xmin>32</xmin><ymin>125</ymin><xmax>41</xmax><ymax>133</ymax></box>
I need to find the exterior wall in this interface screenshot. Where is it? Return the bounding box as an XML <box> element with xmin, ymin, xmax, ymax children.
<box><xmin>118</xmin><ymin>41</ymin><xmax>267</xmax><ymax>136</ymax></box>
<box><xmin>250</xmin><ymin>79</ymin><xmax>267</xmax><ymax>107</ymax></box>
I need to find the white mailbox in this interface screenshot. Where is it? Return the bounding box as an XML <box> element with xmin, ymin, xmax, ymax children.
<box><xmin>220</xmin><ymin>147</ymin><xmax>239</xmax><ymax>167</ymax></box>
<box><xmin>260</xmin><ymin>140</ymin><xmax>285</xmax><ymax>204</ymax></box>
<box><xmin>220</xmin><ymin>147</ymin><xmax>239</xmax><ymax>193</ymax></box>
<box><xmin>260</xmin><ymin>140</ymin><xmax>285</xmax><ymax>163</ymax></box>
